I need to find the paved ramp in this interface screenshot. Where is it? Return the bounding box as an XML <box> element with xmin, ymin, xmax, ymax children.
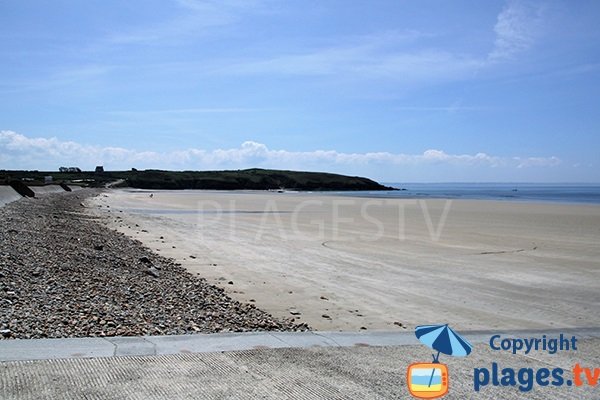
<box><xmin>30</xmin><ymin>185</ymin><xmax>67</xmax><ymax>196</ymax></box>
<box><xmin>0</xmin><ymin>185</ymin><xmax>22</xmax><ymax>207</ymax></box>
<box><xmin>0</xmin><ymin>330</ymin><xmax>598</xmax><ymax>399</ymax></box>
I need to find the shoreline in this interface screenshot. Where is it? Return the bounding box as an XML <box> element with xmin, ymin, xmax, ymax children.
<box><xmin>90</xmin><ymin>189</ymin><xmax>600</xmax><ymax>332</ymax></box>
<box><xmin>0</xmin><ymin>190</ymin><xmax>307</xmax><ymax>340</ymax></box>
<box><xmin>108</xmin><ymin>187</ymin><xmax>600</xmax><ymax>207</ymax></box>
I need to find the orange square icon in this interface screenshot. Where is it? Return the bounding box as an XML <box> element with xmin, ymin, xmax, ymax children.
<box><xmin>407</xmin><ymin>362</ymin><xmax>449</xmax><ymax>399</ymax></box>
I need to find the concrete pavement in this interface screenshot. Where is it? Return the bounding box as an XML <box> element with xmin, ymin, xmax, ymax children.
<box><xmin>0</xmin><ymin>328</ymin><xmax>599</xmax><ymax>399</ymax></box>
<box><xmin>0</xmin><ymin>186</ymin><xmax>21</xmax><ymax>207</ymax></box>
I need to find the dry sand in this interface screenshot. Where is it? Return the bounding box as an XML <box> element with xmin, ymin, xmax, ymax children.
<box><xmin>90</xmin><ymin>190</ymin><xmax>600</xmax><ymax>331</ymax></box>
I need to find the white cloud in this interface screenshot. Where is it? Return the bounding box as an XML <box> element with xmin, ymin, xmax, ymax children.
<box><xmin>0</xmin><ymin>131</ymin><xmax>561</xmax><ymax>173</ymax></box>
<box><xmin>1</xmin><ymin>2</ymin><xmax>546</xmax><ymax>97</ymax></box>
<box><xmin>489</xmin><ymin>1</ymin><xmax>544</xmax><ymax>61</ymax></box>
<box><xmin>0</xmin><ymin>65</ymin><xmax>112</xmax><ymax>95</ymax></box>
<box><xmin>109</xmin><ymin>0</ymin><xmax>272</xmax><ymax>45</ymax></box>
<box><xmin>214</xmin><ymin>1</ymin><xmax>543</xmax><ymax>83</ymax></box>
<box><xmin>218</xmin><ymin>34</ymin><xmax>483</xmax><ymax>84</ymax></box>
<box><xmin>515</xmin><ymin>156</ymin><xmax>561</xmax><ymax>168</ymax></box>
<box><xmin>107</xmin><ymin>108</ymin><xmax>260</xmax><ymax>117</ymax></box>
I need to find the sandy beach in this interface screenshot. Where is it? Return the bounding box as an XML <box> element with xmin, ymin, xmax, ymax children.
<box><xmin>90</xmin><ymin>190</ymin><xmax>600</xmax><ymax>331</ymax></box>
<box><xmin>0</xmin><ymin>190</ymin><xmax>305</xmax><ymax>339</ymax></box>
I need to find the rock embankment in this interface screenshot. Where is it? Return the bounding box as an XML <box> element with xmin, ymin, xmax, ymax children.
<box><xmin>0</xmin><ymin>190</ymin><xmax>308</xmax><ymax>339</ymax></box>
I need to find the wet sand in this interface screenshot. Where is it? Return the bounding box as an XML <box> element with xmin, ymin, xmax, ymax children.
<box><xmin>90</xmin><ymin>190</ymin><xmax>600</xmax><ymax>331</ymax></box>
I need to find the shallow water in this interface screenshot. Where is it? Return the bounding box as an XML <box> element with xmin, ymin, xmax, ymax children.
<box><xmin>338</xmin><ymin>183</ymin><xmax>600</xmax><ymax>204</ymax></box>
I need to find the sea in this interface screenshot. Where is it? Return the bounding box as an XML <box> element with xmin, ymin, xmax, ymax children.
<box><xmin>334</xmin><ymin>183</ymin><xmax>600</xmax><ymax>205</ymax></box>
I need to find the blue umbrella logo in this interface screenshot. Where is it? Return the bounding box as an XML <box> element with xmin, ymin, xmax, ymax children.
<box><xmin>414</xmin><ymin>324</ymin><xmax>473</xmax><ymax>389</ymax></box>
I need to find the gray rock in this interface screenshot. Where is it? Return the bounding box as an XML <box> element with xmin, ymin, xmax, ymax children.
<box><xmin>146</xmin><ymin>267</ymin><xmax>160</xmax><ymax>278</ymax></box>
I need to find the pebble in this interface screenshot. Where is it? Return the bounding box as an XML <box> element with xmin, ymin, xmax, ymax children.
<box><xmin>0</xmin><ymin>190</ymin><xmax>309</xmax><ymax>340</ymax></box>
<box><xmin>146</xmin><ymin>267</ymin><xmax>160</xmax><ymax>278</ymax></box>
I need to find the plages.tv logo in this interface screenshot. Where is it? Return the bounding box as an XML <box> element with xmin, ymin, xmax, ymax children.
<box><xmin>407</xmin><ymin>324</ymin><xmax>473</xmax><ymax>399</ymax></box>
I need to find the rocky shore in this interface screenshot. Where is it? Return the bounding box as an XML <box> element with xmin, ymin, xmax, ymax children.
<box><xmin>0</xmin><ymin>190</ymin><xmax>308</xmax><ymax>339</ymax></box>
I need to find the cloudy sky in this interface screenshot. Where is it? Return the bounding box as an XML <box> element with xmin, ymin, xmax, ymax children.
<box><xmin>1</xmin><ymin>0</ymin><xmax>599</xmax><ymax>182</ymax></box>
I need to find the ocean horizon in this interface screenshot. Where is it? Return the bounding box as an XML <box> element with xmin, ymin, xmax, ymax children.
<box><xmin>338</xmin><ymin>182</ymin><xmax>600</xmax><ymax>205</ymax></box>
<box><xmin>120</xmin><ymin>183</ymin><xmax>600</xmax><ymax>205</ymax></box>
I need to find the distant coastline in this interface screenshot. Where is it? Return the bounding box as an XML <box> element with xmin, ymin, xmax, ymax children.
<box><xmin>0</xmin><ymin>168</ymin><xmax>395</xmax><ymax>192</ymax></box>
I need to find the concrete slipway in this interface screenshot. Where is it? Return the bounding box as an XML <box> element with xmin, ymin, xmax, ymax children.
<box><xmin>0</xmin><ymin>184</ymin><xmax>81</xmax><ymax>208</ymax></box>
<box><xmin>0</xmin><ymin>186</ymin><xmax>22</xmax><ymax>207</ymax></box>
<box><xmin>29</xmin><ymin>185</ymin><xmax>70</xmax><ymax>196</ymax></box>
<box><xmin>0</xmin><ymin>328</ymin><xmax>598</xmax><ymax>399</ymax></box>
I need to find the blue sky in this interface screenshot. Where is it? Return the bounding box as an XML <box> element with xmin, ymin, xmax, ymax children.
<box><xmin>1</xmin><ymin>0</ymin><xmax>599</xmax><ymax>182</ymax></box>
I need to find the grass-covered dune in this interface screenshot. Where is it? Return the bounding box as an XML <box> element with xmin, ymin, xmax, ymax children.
<box><xmin>0</xmin><ymin>168</ymin><xmax>396</xmax><ymax>191</ymax></box>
